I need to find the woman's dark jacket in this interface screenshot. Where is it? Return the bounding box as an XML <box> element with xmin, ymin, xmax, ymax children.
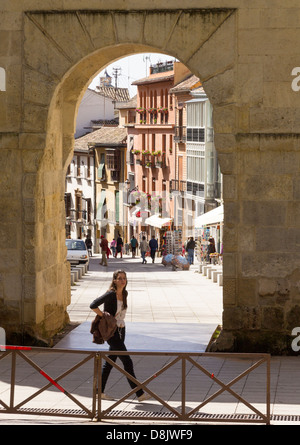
<box><xmin>90</xmin><ymin>290</ymin><xmax>118</xmax><ymax>344</ymax></box>
<box><xmin>90</xmin><ymin>290</ymin><xmax>118</xmax><ymax>316</ymax></box>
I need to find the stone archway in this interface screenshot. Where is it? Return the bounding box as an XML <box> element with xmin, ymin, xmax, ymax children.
<box><xmin>2</xmin><ymin>5</ymin><xmax>300</xmax><ymax>352</ymax></box>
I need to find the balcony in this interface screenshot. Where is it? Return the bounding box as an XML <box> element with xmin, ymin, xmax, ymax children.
<box><xmin>110</xmin><ymin>170</ymin><xmax>120</xmax><ymax>182</ymax></box>
<box><xmin>170</xmin><ymin>179</ymin><xmax>186</xmax><ymax>193</ymax></box>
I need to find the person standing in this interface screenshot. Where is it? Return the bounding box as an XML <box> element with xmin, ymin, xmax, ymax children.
<box><xmin>115</xmin><ymin>233</ymin><xmax>123</xmax><ymax>258</ymax></box>
<box><xmin>186</xmin><ymin>236</ymin><xmax>196</xmax><ymax>265</ymax></box>
<box><xmin>89</xmin><ymin>270</ymin><xmax>151</xmax><ymax>402</ymax></box>
<box><xmin>85</xmin><ymin>236</ymin><xmax>93</xmax><ymax>256</ymax></box>
<box><xmin>140</xmin><ymin>236</ymin><xmax>148</xmax><ymax>264</ymax></box>
<box><xmin>207</xmin><ymin>237</ymin><xmax>216</xmax><ymax>263</ymax></box>
<box><xmin>99</xmin><ymin>235</ymin><xmax>108</xmax><ymax>266</ymax></box>
<box><xmin>130</xmin><ymin>236</ymin><xmax>138</xmax><ymax>258</ymax></box>
<box><xmin>149</xmin><ymin>235</ymin><xmax>158</xmax><ymax>263</ymax></box>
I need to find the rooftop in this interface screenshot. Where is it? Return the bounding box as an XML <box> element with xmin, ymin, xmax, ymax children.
<box><xmin>95</xmin><ymin>85</ymin><xmax>130</xmax><ymax>102</ymax></box>
<box><xmin>74</xmin><ymin>126</ymin><xmax>127</xmax><ymax>151</ymax></box>
<box><xmin>169</xmin><ymin>74</ymin><xmax>202</xmax><ymax>93</ymax></box>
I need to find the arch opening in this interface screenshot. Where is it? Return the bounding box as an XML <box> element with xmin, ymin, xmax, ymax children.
<box><xmin>4</xmin><ymin>8</ymin><xmax>239</xmax><ymax>348</ymax></box>
<box><xmin>42</xmin><ymin>43</ymin><xmax>225</xmax><ymax>344</ymax></box>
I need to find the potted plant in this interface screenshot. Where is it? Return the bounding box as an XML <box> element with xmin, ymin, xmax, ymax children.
<box><xmin>152</xmin><ymin>150</ymin><xmax>161</xmax><ymax>157</ymax></box>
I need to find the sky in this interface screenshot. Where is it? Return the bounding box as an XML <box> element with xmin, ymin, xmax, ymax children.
<box><xmin>89</xmin><ymin>52</ymin><xmax>177</xmax><ymax>98</ymax></box>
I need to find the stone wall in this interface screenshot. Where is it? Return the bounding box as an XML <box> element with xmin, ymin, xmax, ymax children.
<box><xmin>1</xmin><ymin>1</ymin><xmax>300</xmax><ymax>352</ymax></box>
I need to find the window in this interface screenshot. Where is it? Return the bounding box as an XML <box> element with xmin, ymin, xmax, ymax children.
<box><xmin>75</xmin><ymin>191</ymin><xmax>82</xmax><ymax>220</ymax></box>
<box><xmin>87</xmin><ymin>156</ymin><xmax>91</xmax><ymax>178</ymax></box>
<box><xmin>162</xmin><ymin>134</ymin><xmax>166</xmax><ymax>154</ymax></box>
<box><xmin>187</xmin><ymin>100</ymin><xmax>206</xmax><ymax>142</ymax></box>
<box><xmin>64</xmin><ymin>193</ymin><xmax>72</xmax><ymax>217</ymax></box>
<box><xmin>152</xmin><ymin>134</ymin><xmax>156</xmax><ymax>152</ymax></box>
<box><xmin>186</xmin><ymin>146</ymin><xmax>205</xmax><ymax>184</ymax></box>
<box><xmin>85</xmin><ymin>198</ymin><xmax>92</xmax><ymax>223</ymax></box>
<box><xmin>187</xmin><ymin>128</ymin><xmax>205</xmax><ymax>142</ymax></box>
<box><xmin>106</xmin><ymin>149</ymin><xmax>120</xmax><ymax>170</ymax></box>
<box><xmin>77</xmin><ymin>156</ymin><xmax>81</xmax><ymax>176</ymax></box>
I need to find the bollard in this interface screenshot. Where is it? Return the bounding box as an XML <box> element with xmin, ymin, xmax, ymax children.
<box><xmin>218</xmin><ymin>274</ymin><xmax>223</xmax><ymax>286</ymax></box>
<box><xmin>212</xmin><ymin>270</ymin><xmax>222</xmax><ymax>283</ymax></box>
<box><xmin>207</xmin><ymin>268</ymin><xmax>216</xmax><ymax>279</ymax></box>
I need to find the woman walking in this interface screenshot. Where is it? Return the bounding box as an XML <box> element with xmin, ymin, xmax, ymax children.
<box><xmin>89</xmin><ymin>270</ymin><xmax>151</xmax><ymax>402</ymax></box>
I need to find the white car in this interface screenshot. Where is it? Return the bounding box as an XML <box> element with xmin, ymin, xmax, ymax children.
<box><xmin>65</xmin><ymin>239</ymin><xmax>89</xmax><ymax>266</ymax></box>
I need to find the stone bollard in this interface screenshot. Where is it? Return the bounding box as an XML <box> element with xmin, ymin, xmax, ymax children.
<box><xmin>203</xmin><ymin>265</ymin><xmax>212</xmax><ymax>276</ymax></box>
<box><xmin>75</xmin><ymin>266</ymin><xmax>83</xmax><ymax>279</ymax></box>
<box><xmin>207</xmin><ymin>268</ymin><xmax>216</xmax><ymax>279</ymax></box>
<box><xmin>212</xmin><ymin>270</ymin><xmax>222</xmax><ymax>283</ymax></box>
<box><xmin>71</xmin><ymin>269</ymin><xmax>79</xmax><ymax>282</ymax></box>
<box><xmin>218</xmin><ymin>274</ymin><xmax>223</xmax><ymax>286</ymax></box>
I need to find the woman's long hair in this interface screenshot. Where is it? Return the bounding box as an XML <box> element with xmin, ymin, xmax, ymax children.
<box><xmin>109</xmin><ymin>270</ymin><xmax>128</xmax><ymax>309</ymax></box>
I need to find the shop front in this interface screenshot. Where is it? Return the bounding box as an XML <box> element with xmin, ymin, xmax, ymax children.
<box><xmin>194</xmin><ymin>205</ymin><xmax>223</xmax><ymax>264</ymax></box>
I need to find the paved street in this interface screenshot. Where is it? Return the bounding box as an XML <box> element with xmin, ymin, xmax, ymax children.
<box><xmin>63</xmin><ymin>253</ymin><xmax>223</xmax><ymax>352</ymax></box>
<box><xmin>1</xmin><ymin>253</ymin><xmax>300</xmax><ymax>426</ymax></box>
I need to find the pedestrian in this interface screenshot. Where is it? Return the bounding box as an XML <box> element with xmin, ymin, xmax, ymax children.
<box><xmin>89</xmin><ymin>270</ymin><xmax>151</xmax><ymax>402</ymax></box>
<box><xmin>99</xmin><ymin>235</ymin><xmax>108</xmax><ymax>266</ymax></box>
<box><xmin>149</xmin><ymin>235</ymin><xmax>158</xmax><ymax>263</ymax></box>
<box><xmin>85</xmin><ymin>235</ymin><xmax>93</xmax><ymax>257</ymax></box>
<box><xmin>186</xmin><ymin>236</ymin><xmax>196</xmax><ymax>265</ymax></box>
<box><xmin>130</xmin><ymin>236</ymin><xmax>138</xmax><ymax>258</ymax></box>
<box><xmin>110</xmin><ymin>239</ymin><xmax>116</xmax><ymax>257</ymax></box>
<box><xmin>207</xmin><ymin>237</ymin><xmax>216</xmax><ymax>263</ymax></box>
<box><xmin>140</xmin><ymin>236</ymin><xmax>148</xmax><ymax>264</ymax></box>
<box><xmin>125</xmin><ymin>242</ymin><xmax>130</xmax><ymax>255</ymax></box>
<box><xmin>107</xmin><ymin>245</ymin><xmax>112</xmax><ymax>259</ymax></box>
<box><xmin>115</xmin><ymin>233</ymin><xmax>123</xmax><ymax>258</ymax></box>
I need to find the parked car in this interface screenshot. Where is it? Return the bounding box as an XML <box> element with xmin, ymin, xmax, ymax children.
<box><xmin>65</xmin><ymin>239</ymin><xmax>89</xmax><ymax>266</ymax></box>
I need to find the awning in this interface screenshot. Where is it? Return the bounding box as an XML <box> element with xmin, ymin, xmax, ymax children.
<box><xmin>145</xmin><ymin>214</ymin><xmax>172</xmax><ymax>228</ymax></box>
<box><xmin>194</xmin><ymin>205</ymin><xmax>223</xmax><ymax>228</ymax></box>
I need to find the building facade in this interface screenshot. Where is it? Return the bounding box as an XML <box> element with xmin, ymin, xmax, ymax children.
<box><xmin>75</xmin><ymin>88</ymin><xmax>115</xmax><ymax>138</ymax></box>
<box><xmin>65</xmin><ymin>146</ymin><xmax>95</xmax><ymax>244</ymax></box>
<box><xmin>124</xmin><ymin>61</ymin><xmax>194</xmax><ymax>245</ymax></box>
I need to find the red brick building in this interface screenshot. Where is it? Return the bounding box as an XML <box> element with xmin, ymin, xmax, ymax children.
<box><xmin>126</xmin><ymin>61</ymin><xmax>192</xmax><ymax>243</ymax></box>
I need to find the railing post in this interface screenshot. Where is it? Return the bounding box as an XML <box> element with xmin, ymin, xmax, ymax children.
<box><xmin>266</xmin><ymin>355</ymin><xmax>271</xmax><ymax>425</ymax></box>
<box><xmin>92</xmin><ymin>352</ymin><xmax>98</xmax><ymax>418</ymax></box>
<box><xmin>10</xmin><ymin>351</ymin><xmax>16</xmax><ymax>411</ymax></box>
<box><xmin>181</xmin><ymin>356</ymin><xmax>186</xmax><ymax>420</ymax></box>
<box><xmin>97</xmin><ymin>352</ymin><xmax>102</xmax><ymax>422</ymax></box>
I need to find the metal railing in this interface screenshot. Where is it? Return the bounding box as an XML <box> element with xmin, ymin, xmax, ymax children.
<box><xmin>0</xmin><ymin>346</ymin><xmax>271</xmax><ymax>424</ymax></box>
